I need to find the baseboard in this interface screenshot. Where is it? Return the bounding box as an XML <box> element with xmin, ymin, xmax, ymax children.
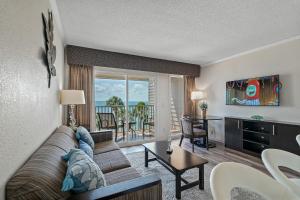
<box><xmin>118</xmin><ymin>138</ymin><xmax>156</xmax><ymax>148</ymax></box>
<box><xmin>209</xmin><ymin>138</ymin><xmax>224</xmax><ymax>144</ymax></box>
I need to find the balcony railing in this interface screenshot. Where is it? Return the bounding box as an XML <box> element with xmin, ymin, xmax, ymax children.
<box><xmin>95</xmin><ymin>105</ymin><xmax>154</xmax><ymax>132</ymax></box>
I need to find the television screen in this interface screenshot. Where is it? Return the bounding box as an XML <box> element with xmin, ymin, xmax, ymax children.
<box><xmin>226</xmin><ymin>75</ymin><xmax>280</xmax><ymax>106</ymax></box>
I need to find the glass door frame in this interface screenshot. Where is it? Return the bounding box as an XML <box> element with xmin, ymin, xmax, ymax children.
<box><xmin>95</xmin><ymin>67</ymin><xmax>157</xmax><ymax>146</ymax></box>
<box><xmin>169</xmin><ymin>74</ymin><xmax>184</xmax><ymax>139</ymax></box>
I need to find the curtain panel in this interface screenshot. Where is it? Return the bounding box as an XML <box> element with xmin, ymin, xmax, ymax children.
<box><xmin>69</xmin><ymin>64</ymin><xmax>95</xmax><ymax>130</ymax></box>
<box><xmin>184</xmin><ymin>76</ymin><xmax>196</xmax><ymax>116</ymax></box>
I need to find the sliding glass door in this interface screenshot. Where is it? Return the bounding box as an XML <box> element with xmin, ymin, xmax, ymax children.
<box><xmin>95</xmin><ymin>71</ymin><xmax>156</xmax><ymax>145</ymax></box>
<box><xmin>170</xmin><ymin>75</ymin><xmax>184</xmax><ymax>136</ymax></box>
<box><xmin>95</xmin><ymin>75</ymin><xmax>126</xmax><ymax>142</ymax></box>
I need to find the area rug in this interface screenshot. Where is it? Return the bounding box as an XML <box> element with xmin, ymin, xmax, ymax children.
<box><xmin>126</xmin><ymin>151</ymin><xmax>265</xmax><ymax>200</ymax></box>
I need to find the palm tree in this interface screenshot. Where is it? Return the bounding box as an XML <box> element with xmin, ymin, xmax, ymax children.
<box><xmin>106</xmin><ymin>96</ymin><xmax>124</xmax><ymax>107</ymax></box>
<box><xmin>132</xmin><ymin>101</ymin><xmax>147</xmax><ymax>128</ymax></box>
<box><xmin>106</xmin><ymin>96</ymin><xmax>125</xmax><ymax>121</ymax></box>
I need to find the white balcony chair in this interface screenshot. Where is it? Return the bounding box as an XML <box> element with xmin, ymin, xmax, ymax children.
<box><xmin>210</xmin><ymin>162</ymin><xmax>297</xmax><ymax>200</ymax></box>
<box><xmin>296</xmin><ymin>134</ymin><xmax>300</xmax><ymax>146</ymax></box>
<box><xmin>262</xmin><ymin>149</ymin><xmax>300</xmax><ymax>198</ymax></box>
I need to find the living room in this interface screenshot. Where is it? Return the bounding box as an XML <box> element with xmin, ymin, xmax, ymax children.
<box><xmin>1</xmin><ymin>0</ymin><xmax>300</xmax><ymax>200</ymax></box>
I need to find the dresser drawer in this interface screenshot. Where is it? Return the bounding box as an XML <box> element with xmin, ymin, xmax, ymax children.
<box><xmin>243</xmin><ymin>131</ymin><xmax>270</xmax><ymax>145</ymax></box>
<box><xmin>243</xmin><ymin>121</ymin><xmax>273</xmax><ymax>134</ymax></box>
<box><xmin>243</xmin><ymin>140</ymin><xmax>268</xmax><ymax>154</ymax></box>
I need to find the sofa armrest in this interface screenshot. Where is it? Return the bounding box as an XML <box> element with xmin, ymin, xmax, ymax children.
<box><xmin>68</xmin><ymin>175</ymin><xmax>162</xmax><ymax>200</ymax></box>
<box><xmin>90</xmin><ymin>130</ymin><xmax>113</xmax><ymax>143</ymax></box>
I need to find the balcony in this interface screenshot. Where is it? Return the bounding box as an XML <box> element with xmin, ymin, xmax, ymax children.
<box><xmin>95</xmin><ymin>105</ymin><xmax>155</xmax><ymax>143</ymax></box>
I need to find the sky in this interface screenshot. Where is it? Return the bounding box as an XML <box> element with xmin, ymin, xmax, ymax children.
<box><xmin>95</xmin><ymin>78</ymin><xmax>149</xmax><ymax>102</ymax></box>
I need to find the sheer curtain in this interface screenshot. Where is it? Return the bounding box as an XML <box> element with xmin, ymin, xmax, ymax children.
<box><xmin>69</xmin><ymin>64</ymin><xmax>96</xmax><ymax>131</ymax></box>
<box><xmin>184</xmin><ymin>76</ymin><xmax>195</xmax><ymax>116</ymax></box>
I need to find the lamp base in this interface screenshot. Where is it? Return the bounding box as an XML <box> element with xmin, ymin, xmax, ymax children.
<box><xmin>166</xmin><ymin>147</ymin><xmax>173</xmax><ymax>154</ymax></box>
<box><xmin>69</xmin><ymin>104</ymin><xmax>77</xmax><ymax>130</ymax></box>
<box><xmin>202</xmin><ymin>110</ymin><xmax>207</xmax><ymax>118</ymax></box>
<box><xmin>166</xmin><ymin>140</ymin><xmax>173</xmax><ymax>154</ymax></box>
<box><xmin>193</xmin><ymin>100</ymin><xmax>198</xmax><ymax>118</ymax></box>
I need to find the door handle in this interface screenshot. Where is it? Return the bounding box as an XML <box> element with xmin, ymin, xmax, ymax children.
<box><xmin>237</xmin><ymin>120</ymin><xmax>240</xmax><ymax>129</ymax></box>
<box><xmin>272</xmin><ymin>125</ymin><xmax>275</xmax><ymax>136</ymax></box>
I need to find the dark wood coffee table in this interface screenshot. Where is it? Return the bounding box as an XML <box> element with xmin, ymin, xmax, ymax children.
<box><xmin>143</xmin><ymin>141</ymin><xmax>208</xmax><ymax>199</ymax></box>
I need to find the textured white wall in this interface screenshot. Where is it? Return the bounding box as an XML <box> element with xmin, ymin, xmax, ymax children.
<box><xmin>0</xmin><ymin>0</ymin><xmax>64</xmax><ymax>198</ymax></box>
<box><xmin>196</xmin><ymin>39</ymin><xmax>300</xmax><ymax>143</ymax></box>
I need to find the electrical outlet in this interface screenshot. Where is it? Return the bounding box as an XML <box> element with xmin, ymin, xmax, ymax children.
<box><xmin>210</xmin><ymin>128</ymin><xmax>215</xmax><ymax>137</ymax></box>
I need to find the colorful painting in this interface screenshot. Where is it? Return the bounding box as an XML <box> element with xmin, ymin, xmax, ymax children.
<box><xmin>226</xmin><ymin>75</ymin><xmax>280</xmax><ymax>106</ymax></box>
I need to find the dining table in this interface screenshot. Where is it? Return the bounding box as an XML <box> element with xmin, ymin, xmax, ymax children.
<box><xmin>189</xmin><ymin>115</ymin><xmax>223</xmax><ymax>148</ymax></box>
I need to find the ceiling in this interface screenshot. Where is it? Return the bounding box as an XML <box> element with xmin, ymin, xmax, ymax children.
<box><xmin>57</xmin><ymin>0</ymin><xmax>300</xmax><ymax>65</ymax></box>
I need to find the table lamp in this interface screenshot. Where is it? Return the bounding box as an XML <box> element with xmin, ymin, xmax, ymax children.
<box><xmin>60</xmin><ymin>90</ymin><xmax>85</xmax><ymax>130</ymax></box>
<box><xmin>191</xmin><ymin>91</ymin><xmax>205</xmax><ymax>117</ymax></box>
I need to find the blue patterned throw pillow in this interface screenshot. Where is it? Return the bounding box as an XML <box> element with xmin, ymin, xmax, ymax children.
<box><xmin>61</xmin><ymin>149</ymin><xmax>106</xmax><ymax>193</ymax></box>
<box><xmin>79</xmin><ymin>140</ymin><xmax>93</xmax><ymax>159</ymax></box>
<box><xmin>76</xmin><ymin>126</ymin><xmax>95</xmax><ymax>149</ymax></box>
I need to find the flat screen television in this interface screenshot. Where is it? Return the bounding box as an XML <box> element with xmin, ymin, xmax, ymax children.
<box><xmin>226</xmin><ymin>75</ymin><xmax>280</xmax><ymax>106</ymax></box>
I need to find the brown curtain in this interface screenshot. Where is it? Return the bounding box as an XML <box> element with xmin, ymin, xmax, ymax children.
<box><xmin>184</xmin><ymin>76</ymin><xmax>195</xmax><ymax>116</ymax></box>
<box><xmin>69</xmin><ymin>64</ymin><xmax>94</xmax><ymax>130</ymax></box>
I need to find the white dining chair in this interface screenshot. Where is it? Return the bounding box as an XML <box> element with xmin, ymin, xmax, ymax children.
<box><xmin>296</xmin><ymin>134</ymin><xmax>300</xmax><ymax>146</ymax></box>
<box><xmin>262</xmin><ymin>149</ymin><xmax>300</xmax><ymax>198</ymax></box>
<box><xmin>210</xmin><ymin>162</ymin><xmax>297</xmax><ymax>200</ymax></box>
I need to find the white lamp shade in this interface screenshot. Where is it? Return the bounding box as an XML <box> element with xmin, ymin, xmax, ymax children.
<box><xmin>60</xmin><ymin>90</ymin><xmax>85</xmax><ymax>105</ymax></box>
<box><xmin>191</xmin><ymin>91</ymin><xmax>205</xmax><ymax>100</ymax></box>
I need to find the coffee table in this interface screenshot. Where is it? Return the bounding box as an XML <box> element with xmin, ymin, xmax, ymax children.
<box><xmin>143</xmin><ymin>141</ymin><xmax>208</xmax><ymax>199</ymax></box>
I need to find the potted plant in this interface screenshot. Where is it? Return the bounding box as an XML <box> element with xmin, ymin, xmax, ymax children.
<box><xmin>199</xmin><ymin>102</ymin><xmax>208</xmax><ymax>118</ymax></box>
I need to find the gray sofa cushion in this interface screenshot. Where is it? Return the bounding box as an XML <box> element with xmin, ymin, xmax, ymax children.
<box><xmin>6</xmin><ymin>145</ymin><xmax>70</xmax><ymax>200</ymax></box>
<box><xmin>6</xmin><ymin>126</ymin><xmax>79</xmax><ymax>200</ymax></box>
<box><xmin>52</xmin><ymin>125</ymin><xmax>78</xmax><ymax>149</ymax></box>
<box><xmin>93</xmin><ymin>150</ymin><xmax>131</xmax><ymax>173</ymax></box>
<box><xmin>104</xmin><ymin>167</ymin><xmax>141</xmax><ymax>185</ymax></box>
<box><xmin>55</xmin><ymin>125</ymin><xmax>76</xmax><ymax>139</ymax></box>
<box><xmin>45</xmin><ymin>131</ymin><xmax>78</xmax><ymax>152</ymax></box>
<box><xmin>94</xmin><ymin>140</ymin><xmax>120</xmax><ymax>155</ymax></box>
